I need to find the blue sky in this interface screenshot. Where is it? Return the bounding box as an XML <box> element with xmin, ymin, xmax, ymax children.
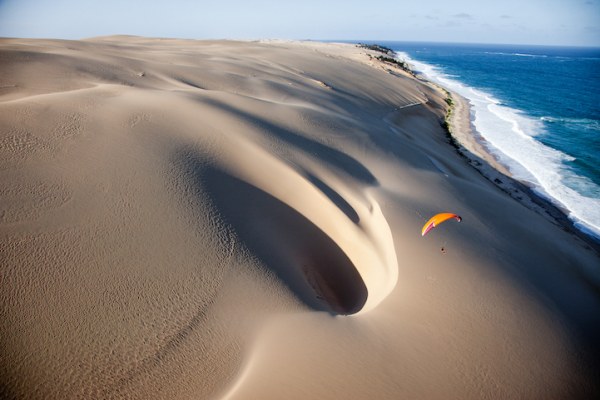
<box><xmin>0</xmin><ymin>0</ymin><xmax>599</xmax><ymax>46</ymax></box>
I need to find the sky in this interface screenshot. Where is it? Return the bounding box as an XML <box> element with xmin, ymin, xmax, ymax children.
<box><xmin>0</xmin><ymin>0</ymin><xmax>599</xmax><ymax>46</ymax></box>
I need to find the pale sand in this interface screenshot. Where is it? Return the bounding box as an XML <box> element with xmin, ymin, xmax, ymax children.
<box><xmin>1</xmin><ymin>36</ymin><xmax>599</xmax><ymax>399</ymax></box>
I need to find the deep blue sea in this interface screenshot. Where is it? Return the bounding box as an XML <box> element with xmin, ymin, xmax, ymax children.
<box><xmin>368</xmin><ymin>41</ymin><xmax>600</xmax><ymax>239</ymax></box>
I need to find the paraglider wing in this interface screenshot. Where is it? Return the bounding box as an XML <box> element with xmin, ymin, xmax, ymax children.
<box><xmin>421</xmin><ymin>212</ymin><xmax>462</xmax><ymax>236</ymax></box>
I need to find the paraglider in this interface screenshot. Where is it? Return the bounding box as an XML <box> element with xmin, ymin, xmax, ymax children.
<box><xmin>421</xmin><ymin>213</ymin><xmax>462</xmax><ymax>236</ymax></box>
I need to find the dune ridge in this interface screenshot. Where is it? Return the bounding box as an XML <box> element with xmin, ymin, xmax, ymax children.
<box><xmin>1</xmin><ymin>37</ymin><xmax>599</xmax><ymax>399</ymax></box>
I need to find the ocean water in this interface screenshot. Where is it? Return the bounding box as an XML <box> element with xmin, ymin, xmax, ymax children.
<box><xmin>373</xmin><ymin>42</ymin><xmax>600</xmax><ymax>240</ymax></box>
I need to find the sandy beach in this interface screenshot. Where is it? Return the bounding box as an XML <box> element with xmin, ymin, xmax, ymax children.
<box><xmin>1</xmin><ymin>36</ymin><xmax>599</xmax><ymax>399</ymax></box>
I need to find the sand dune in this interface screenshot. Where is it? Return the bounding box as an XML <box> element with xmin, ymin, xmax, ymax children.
<box><xmin>1</xmin><ymin>36</ymin><xmax>599</xmax><ymax>399</ymax></box>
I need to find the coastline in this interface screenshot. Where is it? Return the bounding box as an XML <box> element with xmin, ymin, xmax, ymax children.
<box><xmin>448</xmin><ymin>90</ymin><xmax>600</xmax><ymax>253</ymax></box>
<box><xmin>1</xmin><ymin>37</ymin><xmax>599</xmax><ymax>399</ymax></box>
<box><xmin>448</xmin><ymin>91</ymin><xmax>600</xmax><ymax>250</ymax></box>
<box><xmin>399</xmin><ymin>58</ymin><xmax>600</xmax><ymax>253</ymax></box>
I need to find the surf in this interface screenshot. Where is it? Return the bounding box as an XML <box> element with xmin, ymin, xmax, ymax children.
<box><xmin>394</xmin><ymin>49</ymin><xmax>600</xmax><ymax>240</ymax></box>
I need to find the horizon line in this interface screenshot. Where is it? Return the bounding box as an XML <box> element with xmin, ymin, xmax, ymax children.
<box><xmin>1</xmin><ymin>34</ymin><xmax>599</xmax><ymax>49</ymax></box>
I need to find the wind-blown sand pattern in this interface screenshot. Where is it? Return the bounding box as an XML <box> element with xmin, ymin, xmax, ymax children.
<box><xmin>1</xmin><ymin>37</ymin><xmax>599</xmax><ymax>399</ymax></box>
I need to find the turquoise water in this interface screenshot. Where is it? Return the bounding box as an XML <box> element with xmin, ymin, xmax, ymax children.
<box><xmin>372</xmin><ymin>42</ymin><xmax>600</xmax><ymax>239</ymax></box>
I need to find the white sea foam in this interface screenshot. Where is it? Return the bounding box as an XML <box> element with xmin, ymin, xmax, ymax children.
<box><xmin>484</xmin><ymin>51</ymin><xmax>549</xmax><ymax>58</ymax></box>
<box><xmin>541</xmin><ymin>116</ymin><xmax>600</xmax><ymax>131</ymax></box>
<box><xmin>514</xmin><ymin>53</ymin><xmax>547</xmax><ymax>58</ymax></box>
<box><xmin>395</xmin><ymin>52</ymin><xmax>600</xmax><ymax>239</ymax></box>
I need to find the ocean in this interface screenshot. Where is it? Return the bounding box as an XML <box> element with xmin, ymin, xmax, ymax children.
<box><xmin>370</xmin><ymin>41</ymin><xmax>600</xmax><ymax>240</ymax></box>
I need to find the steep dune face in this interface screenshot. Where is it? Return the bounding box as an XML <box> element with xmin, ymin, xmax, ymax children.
<box><xmin>1</xmin><ymin>37</ymin><xmax>599</xmax><ymax>400</ymax></box>
<box><xmin>172</xmin><ymin>100</ymin><xmax>399</xmax><ymax>314</ymax></box>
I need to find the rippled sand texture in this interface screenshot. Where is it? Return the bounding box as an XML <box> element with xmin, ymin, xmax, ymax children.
<box><xmin>1</xmin><ymin>37</ymin><xmax>599</xmax><ymax>399</ymax></box>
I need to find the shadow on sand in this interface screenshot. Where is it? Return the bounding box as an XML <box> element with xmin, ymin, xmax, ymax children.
<box><xmin>198</xmin><ymin>164</ymin><xmax>368</xmax><ymax>315</ymax></box>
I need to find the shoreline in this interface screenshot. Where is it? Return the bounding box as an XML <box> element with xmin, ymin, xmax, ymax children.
<box><xmin>391</xmin><ymin>58</ymin><xmax>600</xmax><ymax>253</ymax></box>
<box><xmin>446</xmin><ymin>90</ymin><xmax>600</xmax><ymax>252</ymax></box>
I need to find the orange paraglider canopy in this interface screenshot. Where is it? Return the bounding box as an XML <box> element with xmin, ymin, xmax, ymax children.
<box><xmin>421</xmin><ymin>212</ymin><xmax>462</xmax><ymax>236</ymax></box>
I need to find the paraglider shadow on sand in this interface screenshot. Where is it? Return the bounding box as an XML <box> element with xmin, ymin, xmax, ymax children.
<box><xmin>189</xmin><ymin>162</ymin><xmax>368</xmax><ymax>315</ymax></box>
